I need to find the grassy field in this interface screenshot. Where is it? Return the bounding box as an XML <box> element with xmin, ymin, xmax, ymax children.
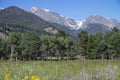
<box><xmin>0</xmin><ymin>60</ymin><xmax>120</xmax><ymax>80</ymax></box>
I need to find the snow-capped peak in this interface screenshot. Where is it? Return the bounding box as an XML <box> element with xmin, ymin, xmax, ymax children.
<box><xmin>30</xmin><ymin>6</ymin><xmax>38</xmax><ymax>12</ymax></box>
<box><xmin>30</xmin><ymin>7</ymin><xmax>50</xmax><ymax>12</ymax></box>
<box><xmin>43</xmin><ymin>8</ymin><xmax>50</xmax><ymax>12</ymax></box>
<box><xmin>62</xmin><ymin>16</ymin><xmax>69</xmax><ymax>19</ymax></box>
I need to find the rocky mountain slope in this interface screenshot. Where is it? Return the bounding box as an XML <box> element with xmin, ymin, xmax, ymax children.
<box><xmin>29</xmin><ymin>7</ymin><xmax>120</xmax><ymax>35</ymax></box>
<box><xmin>29</xmin><ymin>7</ymin><xmax>83</xmax><ymax>30</ymax></box>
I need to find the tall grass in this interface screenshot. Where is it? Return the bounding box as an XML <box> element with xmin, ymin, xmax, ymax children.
<box><xmin>0</xmin><ymin>60</ymin><xmax>120</xmax><ymax>80</ymax></box>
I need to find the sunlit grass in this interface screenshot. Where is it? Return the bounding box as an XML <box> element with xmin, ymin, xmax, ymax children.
<box><xmin>0</xmin><ymin>60</ymin><xmax>120</xmax><ymax>80</ymax></box>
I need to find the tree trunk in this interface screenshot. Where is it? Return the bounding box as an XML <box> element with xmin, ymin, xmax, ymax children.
<box><xmin>29</xmin><ymin>53</ymin><xmax>32</xmax><ymax>61</ymax></box>
<box><xmin>60</xmin><ymin>51</ymin><xmax>64</xmax><ymax>60</ymax></box>
<box><xmin>56</xmin><ymin>50</ymin><xmax>59</xmax><ymax>60</ymax></box>
<box><xmin>41</xmin><ymin>53</ymin><xmax>44</xmax><ymax>61</ymax></box>
<box><xmin>0</xmin><ymin>56</ymin><xmax>3</xmax><ymax>60</ymax></box>
<box><xmin>15</xmin><ymin>52</ymin><xmax>18</xmax><ymax>61</ymax></box>
<box><xmin>101</xmin><ymin>54</ymin><xmax>104</xmax><ymax>60</ymax></box>
<box><xmin>10</xmin><ymin>45</ymin><xmax>14</xmax><ymax>61</ymax></box>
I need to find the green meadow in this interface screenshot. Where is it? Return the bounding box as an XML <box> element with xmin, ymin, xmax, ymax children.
<box><xmin>0</xmin><ymin>60</ymin><xmax>120</xmax><ymax>80</ymax></box>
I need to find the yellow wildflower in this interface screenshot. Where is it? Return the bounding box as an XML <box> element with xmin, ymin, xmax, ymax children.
<box><xmin>35</xmin><ymin>77</ymin><xmax>40</xmax><ymax>80</ymax></box>
<box><xmin>31</xmin><ymin>75</ymin><xmax>36</xmax><ymax>80</ymax></box>
<box><xmin>5</xmin><ymin>73</ymin><xmax>10</xmax><ymax>80</ymax></box>
<box><xmin>24</xmin><ymin>75</ymin><xmax>29</xmax><ymax>80</ymax></box>
<box><xmin>31</xmin><ymin>75</ymin><xmax>40</xmax><ymax>80</ymax></box>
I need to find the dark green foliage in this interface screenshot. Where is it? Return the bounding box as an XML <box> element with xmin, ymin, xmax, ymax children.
<box><xmin>109</xmin><ymin>32</ymin><xmax>120</xmax><ymax>57</ymax></box>
<box><xmin>78</xmin><ymin>31</ymin><xmax>89</xmax><ymax>58</ymax></box>
<box><xmin>40</xmin><ymin>34</ymin><xmax>51</xmax><ymax>60</ymax></box>
<box><xmin>0</xmin><ymin>38</ymin><xmax>8</xmax><ymax>60</ymax></box>
<box><xmin>8</xmin><ymin>32</ymin><xmax>22</xmax><ymax>61</ymax></box>
<box><xmin>20</xmin><ymin>31</ymin><xmax>40</xmax><ymax>60</ymax></box>
<box><xmin>112</xmin><ymin>27</ymin><xmax>119</xmax><ymax>33</ymax></box>
<box><xmin>56</xmin><ymin>29</ymin><xmax>69</xmax><ymax>38</ymax></box>
<box><xmin>86</xmin><ymin>35</ymin><xmax>94</xmax><ymax>59</ymax></box>
<box><xmin>0</xmin><ymin>28</ymin><xmax>120</xmax><ymax>60</ymax></box>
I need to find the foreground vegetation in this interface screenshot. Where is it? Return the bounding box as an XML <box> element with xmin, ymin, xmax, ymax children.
<box><xmin>0</xmin><ymin>60</ymin><xmax>120</xmax><ymax>80</ymax></box>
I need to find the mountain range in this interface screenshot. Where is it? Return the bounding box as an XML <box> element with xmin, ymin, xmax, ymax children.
<box><xmin>0</xmin><ymin>6</ymin><xmax>120</xmax><ymax>38</ymax></box>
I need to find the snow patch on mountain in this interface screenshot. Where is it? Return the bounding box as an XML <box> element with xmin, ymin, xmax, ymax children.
<box><xmin>76</xmin><ymin>21</ymin><xmax>83</xmax><ymax>28</ymax></box>
<box><xmin>66</xmin><ymin>20</ymin><xmax>83</xmax><ymax>30</ymax></box>
<box><xmin>43</xmin><ymin>8</ymin><xmax>50</xmax><ymax>12</ymax></box>
<box><xmin>0</xmin><ymin>8</ymin><xmax>4</xmax><ymax>11</ymax></box>
<box><xmin>30</xmin><ymin>7</ymin><xmax>38</xmax><ymax>12</ymax></box>
<box><xmin>61</xmin><ymin>16</ymin><xmax>83</xmax><ymax>30</ymax></box>
<box><xmin>30</xmin><ymin>6</ymin><xmax>50</xmax><ymax>12</ymax></box>
<box><xmin>66</xmin><ymin>22</ymin><xmax>77</xmax><ymax>30</ymax></box>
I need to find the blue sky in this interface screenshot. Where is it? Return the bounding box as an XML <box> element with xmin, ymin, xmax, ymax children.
<box><xmin>0</xmin><ymin>0</ymin><xmax>120</xmax><ymax>21</ymax></box>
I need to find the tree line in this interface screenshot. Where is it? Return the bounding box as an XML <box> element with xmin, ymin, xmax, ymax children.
<box><xmin>0</xmin><ymin>27</ymin><xmax>120</xmax><ymax>61</ymax></box>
